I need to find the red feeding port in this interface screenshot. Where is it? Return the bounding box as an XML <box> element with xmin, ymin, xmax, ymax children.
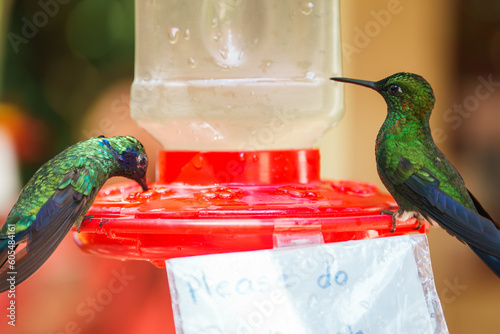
<box><xmin>73</xmin><ymin>149</ymin><xmax>427</xmax><ymax>267</ymax></box>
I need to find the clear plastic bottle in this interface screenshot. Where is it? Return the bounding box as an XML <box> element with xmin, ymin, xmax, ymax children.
<box><xmin>131</xmin><ymin>0</ymin><xmax>343</xmax><ymax>151</ymax></box>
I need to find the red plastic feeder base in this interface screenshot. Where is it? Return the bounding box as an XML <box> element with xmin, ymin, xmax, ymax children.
<box><xmin>73</xmin><ymin>149</ymin><xmax>427</xmax><ymax>267</ymax></box>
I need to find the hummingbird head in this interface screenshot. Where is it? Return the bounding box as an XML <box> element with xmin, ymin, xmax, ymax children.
<box><xmin>331</xmin><ymin>72</ymin><xmax>435</xmax><ymax>121</ymax></box>
<box><xmin>99</xmin><ymin>136</ymin><xmax>149</xmax><ymax>191</ymax></box>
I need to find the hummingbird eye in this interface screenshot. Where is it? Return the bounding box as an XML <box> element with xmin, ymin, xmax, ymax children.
<box><xmin>137</xmin><ymin>154</ymin><xmax>147</xmax><ymax>167</ymax></box>
<box><xmin>388</xmin><ymin>84</ymin><xmax>403</xmax><ymax>96</ymax></box>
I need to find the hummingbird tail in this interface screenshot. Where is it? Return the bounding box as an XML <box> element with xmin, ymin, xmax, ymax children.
<box><xmin>0</xmin><ymin>220</ymin><xmax>74</xmax><ymax>293</ymax></box>
<box><xmin>470</xmin><ymin>246</ymin><xmax>500</xmax><ymax>278</ymax></box>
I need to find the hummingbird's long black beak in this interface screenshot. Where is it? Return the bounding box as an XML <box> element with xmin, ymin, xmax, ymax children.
<box><xmin>137</xmin><ymin>176</ymin><xmax>148</xmax><ymax>191</ymax></box>
<box><xmin>330</xmin><ymin>77</ymin><xmax>380</xmax><ymax>91</ymax></box>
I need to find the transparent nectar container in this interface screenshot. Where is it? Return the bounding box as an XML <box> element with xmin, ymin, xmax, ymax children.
<box><xmin>131</xmin><ymin>0</ymin><xmax>343</xmax><ymax>151</ymax></box>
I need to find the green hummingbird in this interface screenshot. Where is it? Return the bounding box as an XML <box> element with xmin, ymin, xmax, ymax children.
<box><xmin>0</xmin><ymin>135</ymin><xmax>149</xmax><ymax>292</ymax></box>
<box><xmin>331</xmin><ymin>72</ymin><xmax>500</xmax><ymax>277</ymax></box>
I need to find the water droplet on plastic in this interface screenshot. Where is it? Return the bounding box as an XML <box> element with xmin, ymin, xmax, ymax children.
<box><xmin>299</xmin><ymin>1</ymin><xmax>314</xmax><ymax>15</ymax></box>
<box><xmin>184</xmin><ymin>28</ymin><xmax>190</xmax><ymax>40</ymax></box>
<box><xmin>219</xmin><ymin>191</ymin><xmax>234</xmax><ymax>200</ymax></box>
<box><xmin>306</xmin><ymin>191</ymin><xmax>320</xmax><ymax>199</ymax></box>
<box><xmin>192</xmin><ymin>155</ymin><xmax>204</xmax><ymax>169</ymax></box>
<box><xmin>212</xmin><ymin>32</ymin><xmax>222</xmax><ymax>43</ymax></box>
<box><xmin>239</xmin><ymin>152</ymin><xmax>246</xmax><ymax>161</ymax></box>
<box><xmin>127</xmin><ymin>192</ymin><xmax>139</xmax><ymax>201</ymax></box>
<box><xmin>187</xmin><ymin>57</ymin><xmax>197</xmax><ymax>68</ymax></box>
<box><xmin>219</xmin><ymin>48</ymin><xmax>228</xmax><ymax>59</ymax></box>
<box><xmin>289</xmin><ymin>189</ymin><xmax>306</xmax><ymax>198</ymax></box>
<box><xmin>214</xmin><ymin>61</ymin><xmax>232</xmax><ymax>70</ymax></box>
<box><xmin>168</xmin><ymin>26</ymin><xmax>180</xmax><ymax>44</ymax></box>
<box><xmin>138</xmin><ymin>190</ymin><xmax>154</xmax><ymax>200</ymax></box>
<box><xmin>202</xmin><ymin>191</ymin><xmax>217</xmax><ymax>200</ymax></box>
<box><xmin>259</xmin><ymin>59</ymin><xmax>273</xmax><ymax>73</ymax></box>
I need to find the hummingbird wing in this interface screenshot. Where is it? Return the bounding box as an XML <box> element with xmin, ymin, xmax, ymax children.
<box><xmin>389</xmin><ymin>157</ymin><xmax>500</xmax><ymax>258</ymax></box>
<box><xmin>467</xmin><ymin>189</ymin><xmax>500</xmax><ymax>229</ymax></box>
<box><xmin>0</xmin><ymin>167</ymin><xmax>97</xmax><ymax>292</ymax></box>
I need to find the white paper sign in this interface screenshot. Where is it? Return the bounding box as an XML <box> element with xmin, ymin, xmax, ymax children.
<box><xmin>166</xmin><ymin>235</ymin><xmax>448</xmax><ymax>334</ymax></box>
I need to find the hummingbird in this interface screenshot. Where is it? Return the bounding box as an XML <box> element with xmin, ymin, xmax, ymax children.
<box><xmin>331</xmin><ymin>72</ymin><xmax>500</xmax><ymax>277</ymax></box>
<box><xmin>0</xmin><ymin>135</ymin><xmax>149</xmax><ymax>292</ymax></box>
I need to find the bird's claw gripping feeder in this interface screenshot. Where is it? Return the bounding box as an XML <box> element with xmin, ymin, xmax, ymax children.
<box><xmin>74</xmin><ymin>1</ymin><xmax>448</xmax><ymax>332</ymax></box>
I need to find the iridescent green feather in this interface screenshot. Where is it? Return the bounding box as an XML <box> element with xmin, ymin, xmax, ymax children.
<box><xmin>373</xmin><ymin>73</ymin><xmax>476</xmax><ymax>211</ymax></box>
<box><xmin>0</xmin><ymin>135</ymin><xmax>148</xmax><ymax>292</ymax></box>
<box><xmin>0</xmin><ymin>136</ymin><xmax>146</xmax><ymax>239</ymax></box>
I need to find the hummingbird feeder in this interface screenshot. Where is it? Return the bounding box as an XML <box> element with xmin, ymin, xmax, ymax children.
<box><xmin>73</xmin><ymin>1</ymin><xmax>448</xmax><ymax>332</ymax></box>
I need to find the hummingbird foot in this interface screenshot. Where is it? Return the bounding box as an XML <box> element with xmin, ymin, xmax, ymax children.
<box><xmin>77</xmin><ymin>215</ymin><xmax>95</xmax><ymax>233</ymax></box>
<box><xmin>412</xmin><ymin>220</ymin><xmax>423</xmax><ymax>230</ymax></box>
<box><xmin>380</xmin><ymin>209</ymin><xmax>397</xmax><ymax>232</ymax></box>
<box><xmin>98</xmin><ymin>219</ymin><xmax>110</xmax><ymax>228</ymax></box>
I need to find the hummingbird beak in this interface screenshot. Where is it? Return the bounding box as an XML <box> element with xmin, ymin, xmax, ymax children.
<box><xmin>137</xmin><ymin>176</ymin><xmax>148</xmax><ymax>191</ymax></box>
<box><xmin>330</xmin><ymin>77</ymin><xmax>380</xmax><ymax>91</ymax></box>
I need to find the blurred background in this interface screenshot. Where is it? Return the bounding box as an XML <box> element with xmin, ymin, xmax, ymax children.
<box><xmin>1</xmin><ymin>0</ymin><xmax>500</xmax><ymax>333</ymax></box>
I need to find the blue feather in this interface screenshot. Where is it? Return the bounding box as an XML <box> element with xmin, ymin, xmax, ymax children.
<box><xmin>401</xmin><ymin>173</ymin><xmax>500</xmax><ymax>258</ymax></box>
